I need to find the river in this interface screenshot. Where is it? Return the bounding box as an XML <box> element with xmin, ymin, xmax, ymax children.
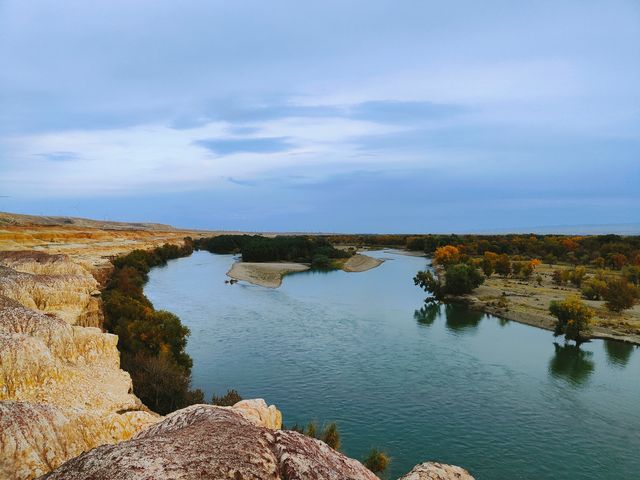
<box><xmin>145</xmin><ymin>250</ymin><xmax>640</xmax><ymax>479</ymax></box>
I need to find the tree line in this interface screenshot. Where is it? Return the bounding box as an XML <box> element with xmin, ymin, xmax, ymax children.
<box><xmin>103</xmin><ymin>240</ymin><xmax>241</xmax><ymax>414</ymax></box>
<box><xmin>195</xmin><ymin>235</ymin><xmax>350</xmax><ymax>268</ymax></box>
<box><xmin>325</xmin><ymin>233</ymin><xmax>640</xmax><ymax>269</ymax></box>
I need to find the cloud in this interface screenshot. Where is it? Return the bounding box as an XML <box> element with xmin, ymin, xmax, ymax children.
<box><xmin>193</xmin><ymin>137</ymin><xmax>294</xmax><ymax>155</ymax></box>
<box><xmin>35</xmin><ymin>151</ymin><xmax>79</xmax><ymax>162</ymax></box>
<box><xmin>1</xmin><ymin>0</ymin><xmax>639</xmax><ymax>230</ymax></box>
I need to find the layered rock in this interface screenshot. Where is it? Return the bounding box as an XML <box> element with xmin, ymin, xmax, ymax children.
<box><xmin>0</xmin><ymin>252</ymin><xmax>102</xmax><ymax>327</ymax></box>
<box><xmin>0</xmin><ymin>252</ymin><xmax>158</xmax><ymax>480</ymax></box>
<box><xmin>42</xmin><ymin>403</ymin><xmax>378</xmax><ymax>480</ymax></box>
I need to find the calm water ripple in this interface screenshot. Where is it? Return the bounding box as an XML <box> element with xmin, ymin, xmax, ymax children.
<box><xmin>145</xmin><ymin>250</ymin><xmax>640</xmax><ymax>479</ymax></box>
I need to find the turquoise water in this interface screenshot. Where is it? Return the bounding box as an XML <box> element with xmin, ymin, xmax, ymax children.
<box><xmin>145</xmin><ymin>250</ymin><xmax>640</xmax><ymax>479</ymax></box>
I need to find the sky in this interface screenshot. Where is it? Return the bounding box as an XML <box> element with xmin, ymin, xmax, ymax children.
<box><xmin>1</xmin><ymin>0</ymin><xmax>639</xmax><ymax>233</ymax></box>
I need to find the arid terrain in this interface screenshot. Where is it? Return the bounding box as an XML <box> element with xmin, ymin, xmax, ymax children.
<box><xmin>465</xmin><ymin>263</ymin><xmax>640</xmax><ymax>344</ymax></box>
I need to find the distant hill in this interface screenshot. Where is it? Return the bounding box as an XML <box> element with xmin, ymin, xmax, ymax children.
<box><xmin>0</xmin><ymin>211</ymin><xmax>176</xmax><ymax>231</ymax></box>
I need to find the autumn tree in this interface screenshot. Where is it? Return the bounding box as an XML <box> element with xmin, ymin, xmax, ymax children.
<box><xmin>433</xmin><ymin>245</ymin><xmax>461</xmax><ymax>267</ymax></box>
<box><xmin>603</xmin><ymin>278</ymin><xmax>639</xmax><ymax>312</ymax></box>
<box><xmin>549</xmin><ymin>296</ymin><xmax>594</xmax><ymax>345</ymax></box>
<box><xmin>494</xmin><ymin>254</ymin><xmax>512</xmax><ymax>277</ymax></box>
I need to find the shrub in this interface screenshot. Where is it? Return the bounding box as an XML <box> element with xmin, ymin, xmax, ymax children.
<box><xmin>321</xmin><ymin>422</ymin><xmax>340</xmax><ymax>450</ymax></box>
<box><xmin>569</xmin><ymin>267</ymin><xmax>586</xmax><ymax>287</ymax></box>
<box><xmin>364</xmin><ymin>448</ymin><xmax>390</xmax><ymax>474</ymax></box>
<box><xmin>603</xmin><ymin>278</ymin><xmax>639</xmax><ymax>312</ymax></box>
<box><xmin>549</xmin><ymin>296</ymin><xmax>594</xmax><ymax>345</ymax></box>
<box><xmin>581</xmin><ymin>278</ymin><xmax>608</xmax><ymax>300</ymax></box>
<box><xmin>212</xmin><ymin>389</ymin><xmax>243</xmax><ymax>406</ymax></box>
<box><xmin>622</xmin><ymin>265</ymin><xmax>640</xmax><ymax>286</ymax></box>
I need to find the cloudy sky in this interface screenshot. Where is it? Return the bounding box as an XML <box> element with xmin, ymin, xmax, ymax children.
<box><xmin>1</xmin><ymin>0</ymin><xmax>639</xmax><ymax>232</ymax></box>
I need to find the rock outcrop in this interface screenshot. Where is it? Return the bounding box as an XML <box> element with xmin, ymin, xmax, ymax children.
<box><xmin>398</xmin><ymin>462</ymin><xmax>475</xmax><ymax>480</ymax></box>
<box><xmin>0</xmin><ymin>252</ymin><xmax>158</xmax><ymax>480</ymax></box>
<box><xmin>42</xmin><ymin>403</ymin><xmax>378</xmax><ymax>480</ymax></box>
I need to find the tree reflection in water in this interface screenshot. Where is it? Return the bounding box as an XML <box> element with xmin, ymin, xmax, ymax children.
<box><xmin>444</xmin><ymin>304</ymin><xmax>484</xmax><ymax>333</ymax></box>
<box><xmin>604</xmin><ymin>340</ymin><xmax>635</xmax><ymax>367</ymax></box>
<box><xmin>548</xmin><ymin>343</ymin><xmax>595</xmax><ymax>386</ymax></box>
<box><xmin>414</xmin><ymin>303</ymin><xmax>441</xmax><ymax>326</ymax></box>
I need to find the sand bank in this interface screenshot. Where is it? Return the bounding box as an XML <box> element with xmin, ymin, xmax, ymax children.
<box><xmin>226</xmin><ymin>262</ymin><xmax>310</xmax><ymax>288</ymax></box>
<box><xmin>341</xmin><ymin>254</ymin><xmax>384</xmax><ymax>272</ymax></box>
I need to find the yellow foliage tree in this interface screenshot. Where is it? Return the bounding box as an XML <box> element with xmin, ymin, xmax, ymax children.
<box><xmin>433</xmin><ymin>245</ymin><xmax>461</xmax><ymax>266</ymax></box>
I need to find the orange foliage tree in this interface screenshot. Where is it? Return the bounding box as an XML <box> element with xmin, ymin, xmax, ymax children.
<box><xmin>433</xmin><ymin>245</ymin><xmax>461</xmax><ymax>266</ymax></box>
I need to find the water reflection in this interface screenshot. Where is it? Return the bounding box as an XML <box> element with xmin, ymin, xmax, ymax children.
<box><xmin>604</xmin><ymin>340</ymin><xmax>635</xmax><ymax>367</ymax></box>
<box><xmin>548</xmin><ymin>343</ymin><xmax>595</xmax><ymax>386</ymax></box>
<box><xmin>414</xmin><ymin>303</ymin><xmax>441</xmax><ymax>326</ymax></box>
<box><xmin>444</xmin><ymin>304</ymin><xmax>484</xmax><ymax>333</ymax></box>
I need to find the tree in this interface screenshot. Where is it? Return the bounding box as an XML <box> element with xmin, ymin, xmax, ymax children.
<box><xmin>603</xmin><ymin>278</ymin><xmax>639</xmax><ymax>312</ymax></box>
<box><xmin>363</xmin><ymin>449</ymin><xmax>390</xmax><ymax>474</ymax></box>
<box><xmin>608</xmin><ymin>253</ymin><xmax>628</xmax><ymax>270</ymax></box>
<box><xmin>581</xmin><ymin>278</ymin><xmax>607</xmax><ymax>300</ymax></box>
<box><xmin>549</xmin><ymin>296</ymin><xmax>594</xmax><ymax>345</ymax></box>
<box><xmin>481</xmin><ymin>256</ymin><xmax>494</xmax><ymax>277</ymax></box>
<box><xmin>444</xmin><ymin>264</ymin><xmax>484</xmax><ymax>295</ymax></box>
<box><xmin>433</xmin><ymin>245</ymin><xmax>461</xmax><ymax>266</ymax></box>
<box><xmin>569</xmin><ymin>267</ymin><xmax>586</xmax><ymax>287</ymax></box>
<box><xmin>494</xmin><ymin>254</ymin><xmax>511</xmax><ymax>277</ymax></box>
<box><xmin>413</xmin><ymin>270</ymin><xmax>444</xmax><ymax>302</ymax></box>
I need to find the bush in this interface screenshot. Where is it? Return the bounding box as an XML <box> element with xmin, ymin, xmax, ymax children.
<box><xmin>321</xmin><ymin>422</ymin><xmax>340</xmax><ymax>450</ymax></box>
<box><xmin>581</xmin><ymin>278</ymin><xmax>608</xmax><ymax>300</ymax></box>
<box><xmin>622</xmin><ymin>265</ymin><xmax>640</xmax><ymax>286</ymax></box>
<box><xmin>212</xmin><ymin>389</ymin><xmax>243</xmax><ymax>406</ymax></box>
<box><xmin>122</xmin><ymin>352</ymin><xmax>203</xmax><ymax>415</ymax></box>
<box><xmin>364</xmin><ymin>448</ymin><xmax>390</xmax><ymax>474</ymax></box>
<box><xmin>603</xmin><ymin>278</ymin><xmax>639</xmax><ymax>312</ymax></box>
<box><xmin>549</xmin><ymin>296</ymin><xmax>594</xmax><ymax>345</ymax></box>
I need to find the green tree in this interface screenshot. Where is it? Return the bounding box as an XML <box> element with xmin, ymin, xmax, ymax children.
<box><xmin>603</xmin><ymin>278</ymin><xmax>639</xmax><ymax>312</ymax></box>
<box><xmin>549</xmin><ymin>296</ymin><xmax>594</xmax><ymax>345</ymax></box>
<box><xmin>443</xmin><ymin>263</ymin><xmax>484</xmax><ymax>295</ymax></box>
<box><xmin>413</xmin><ymin>270</ymin><xmax>444</xmax><ymax>302</ymax></box>
<box><xmin>481</xmin><ymin>256</ymin><xmax>494</xmax><ymax>277</ymax></box>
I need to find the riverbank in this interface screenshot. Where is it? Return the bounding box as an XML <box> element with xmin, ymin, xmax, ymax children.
<box><xmin>454</xmin><ymin>264</ymin><xmax>640</xmax><ymax>345</ymax></box>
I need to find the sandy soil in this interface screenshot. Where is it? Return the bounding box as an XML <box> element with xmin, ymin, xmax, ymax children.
<box><xmin>226</xmin><ymin>262</ymin><xmax>310</xmax><ymax>288</ymax></box>
<box><xmin>459</xmin><ymin>264</ymin><xmax>640</xmax><ymax>345</ymax></box>
<box><xmin>342</xmin><ymin>254</ymin><xmax>384</xmax><ymax>272</ymax></box>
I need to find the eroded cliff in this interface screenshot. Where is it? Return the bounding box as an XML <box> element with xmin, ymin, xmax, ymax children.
<box><xmin>0</xmin><ymin>251</ymin><xmax>158</xmax><ymax>479</ymax></box>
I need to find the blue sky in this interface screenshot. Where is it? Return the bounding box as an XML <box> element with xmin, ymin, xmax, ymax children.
<box><xmin>1</xmin><ymin>0</ymin><xmax>639</xmax><ymax>232</ymax></box>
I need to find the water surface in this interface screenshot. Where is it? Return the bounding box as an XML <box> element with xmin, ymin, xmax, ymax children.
<box><xmin>145</xmin><ymin>250</ymin><xmax>640</xmax><ymax>479</ymax></box>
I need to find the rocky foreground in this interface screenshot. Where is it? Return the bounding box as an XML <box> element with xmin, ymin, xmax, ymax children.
<box><xmin>0</xmin><ymin>219</ymin><xmax>474</xmax><ymax>480</ymax></box>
